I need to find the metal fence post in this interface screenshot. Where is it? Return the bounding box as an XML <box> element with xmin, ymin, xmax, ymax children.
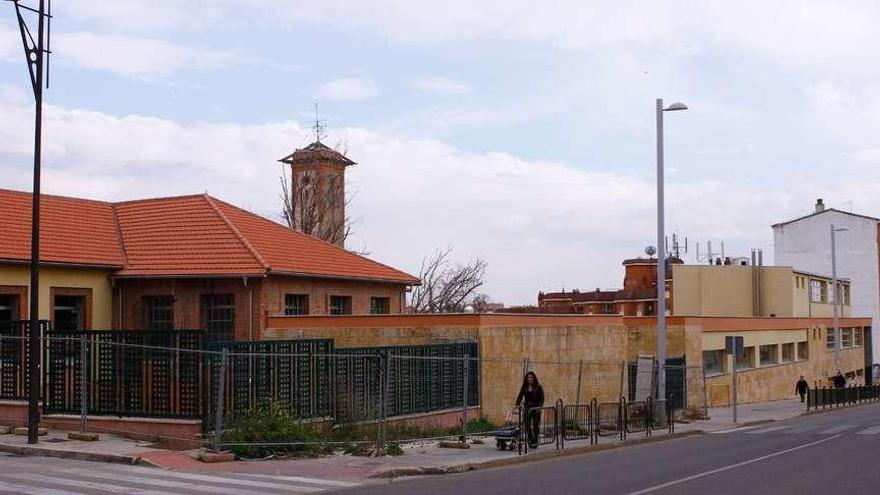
<box><xmin>575</xmin><ymin>359</ymin><xmax>583</xmax><ymax>405</ymax></box>
<box><xmin>79</xmin><ymin>335</ymin><xmax>88</xmax><ymax>434</ymax></box>
<box><xmin>380</xmin><ymin>352</ymin><xmax>390</xmax><ymax>451</ymax></box>
<box><xmin>213</xmin><ymin>348</ymin><xmax>228</xmax><ymax>453</ymax></box>
<box><xmin>461</xmin><ymin>354</ymin><xmax>469</xmax><ymax>441</ymax></box>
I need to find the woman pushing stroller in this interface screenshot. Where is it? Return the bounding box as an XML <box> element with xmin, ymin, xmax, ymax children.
<box><xmin>515</xmin><ymin>371</ymin><xmax>545</xmax><ymax>449</ymax></box>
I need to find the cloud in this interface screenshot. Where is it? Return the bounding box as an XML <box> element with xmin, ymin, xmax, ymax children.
<box><xmin>411</xmin><ymin>77</ymin><xmax>473</xmax><ymax>96</ymax></box>
<box><xmin>314</xmin><ymin>77</ymin><xmax>379</xmax><ymax>102</ymax></box>
<box><xmin>0</xmin><ymin>22</ymin><xmax>21</xmax><ymax>62</ymax></box>
<box><xmin>1</xmin><ymin>95</ymin><xmax>861</xmax><ymax>303</ymax></box>
<box><xmin>55</xmin><ymin>32</ymin><xmax>246</xmax><ymax>78</ymax></box>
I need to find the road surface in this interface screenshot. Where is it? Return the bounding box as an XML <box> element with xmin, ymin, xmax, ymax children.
<box><xmin>340</xmin><ymin>403</ymin><xmax>880</xmax><ymax>495</ymax></box>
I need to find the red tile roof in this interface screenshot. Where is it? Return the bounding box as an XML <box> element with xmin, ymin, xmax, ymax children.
<box><xmin>0</xmin><ymin>189</ymin><xmax>418</xmax><ymax>284</ymax></box>
<box><xmin>0</xmin><ymin>189</ymin><xmax>124</xmax><ymax>267</ymax></box>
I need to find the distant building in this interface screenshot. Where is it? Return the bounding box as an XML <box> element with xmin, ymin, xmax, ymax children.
<box><xmin>538</xmin><ymin>256</ymin><xmax>851</xmax><ymax>318</ymax></box>
<box><xmin>773</xmin><ymin>199</ymin><xmax>879</xmax><ymax>364</ymax></box>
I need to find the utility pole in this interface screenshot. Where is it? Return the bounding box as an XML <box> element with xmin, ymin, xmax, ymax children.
<box><xmin>9</xmin><ymin>0</ymin><xmax>52</xmax><ymax>445</ymax></box>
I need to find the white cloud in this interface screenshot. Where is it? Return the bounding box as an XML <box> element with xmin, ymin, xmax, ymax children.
<box><xmin>55</xmin><ymin>32</ymin><xmax>245</xmax><ymax>78</ymax></box>
<box><xmin>411</xmin><ymin>77</ymin><xmax>472</xmax><ymax>96</ymax></box>
<box><xmin>0</xmin><ymin>22</ymin><xmax>21</xmax><ymax>62</ymax></box>
<box><xmin>1</xmin><ymin>95</ymin><xmax>859</xmax><ymax>303</ymax></box>
<box><xmin>314</xmin><ymin>77</ymin><xmax>379</xmax><ymax>102</ymax></box>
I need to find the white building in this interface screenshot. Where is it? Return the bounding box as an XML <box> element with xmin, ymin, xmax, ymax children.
<box><xmin>773</xmin><ymin>199</ymin><xmax>879</xmax><ymax>368</ymax></box>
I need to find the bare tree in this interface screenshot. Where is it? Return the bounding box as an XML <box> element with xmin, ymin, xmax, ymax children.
<box><xmin>410</xmin><ymin>247</ymin><xmax>488</xmax><ymax>313</ymax></box>
<box><xmin>280</xmin><ymin>166</ymin><xmax>353</xmax><ymax>246</ymax></box>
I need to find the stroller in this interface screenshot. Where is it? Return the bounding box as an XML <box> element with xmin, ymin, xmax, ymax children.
<box><xmin>494</xmin><ymin>406</ymin><xmax>522</xmax><ymax>451</ymax></box>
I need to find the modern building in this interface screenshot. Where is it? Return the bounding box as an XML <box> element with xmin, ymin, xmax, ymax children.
<box><xmin>773</xmin><ymin>199</ymin><xmax>880</xmax><ymax>365</ymax></box>
<box><xmin>0</xmin><ymin>188</ymin><xmax>418</xmax><ymax>340</ymax></box>
<box><xmin>537</xmin><ymin>256</ymin><xmax>850</xmax><ymax>319</ymax></box>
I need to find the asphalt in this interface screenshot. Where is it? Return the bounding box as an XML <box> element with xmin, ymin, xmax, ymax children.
<box><xmin>337</xmin><ymin>403</ymin><xmax>880</xmax><ymax>495</ymax></box>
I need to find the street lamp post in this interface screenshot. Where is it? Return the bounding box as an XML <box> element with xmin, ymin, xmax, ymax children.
<box><xmin>831</xmin><ymin>224</ymin><xmax>848</xmax><ymax>371</ymax></box>
<box><xmin>656</xmin><ymin>99</ymin><xmax>687</xmax><ymax>403</ymax></box>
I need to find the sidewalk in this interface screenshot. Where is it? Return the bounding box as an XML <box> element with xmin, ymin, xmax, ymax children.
<box><xmin>0</xmin><ymin>398</ymin><xmax>822</xmax><ymax>483</ymax></box>
<box><xmin>676</xmin><ymin>397</ymin><xmax>809</xmax><ymax>433</ymax></box>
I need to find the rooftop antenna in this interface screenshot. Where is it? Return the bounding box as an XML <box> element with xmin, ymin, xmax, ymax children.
<box><xmin>8</xmin><ymin>0</ymin><xmax>52</xmax><ymax>446</ymax></box>
<box><xmin>312</xmin><ymin>102</ymin><xmax>325</xmax><ymax>143</ymax></box>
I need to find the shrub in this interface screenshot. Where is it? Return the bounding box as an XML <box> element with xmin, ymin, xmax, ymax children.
<box><xmin>222</xmin><ymin>401</ymin><xmax>320</xmax><ymax>458</ymax></box>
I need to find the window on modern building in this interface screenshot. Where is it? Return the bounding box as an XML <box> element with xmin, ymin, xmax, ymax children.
<box><xmin>735</xmin><ymin>347</ymin><xmax>755</xmax><ymax>370</ymax></box>
<box><xmin>842</xmin><ymin>285</ymin><xmax>850</xmax><ymax>305</ymax></box>
<box><xmin>781</xmin><ymin>342</ymin><xmax>795</xmax><ymax>363</ymax></box>
<box><xmin>810</xmin><ymin>280</ymin><xmax>826</xmax><ymax>303</ymax></box>
<box><xmin>329</xmin><ymin>295</ymin><xmax>352</xmax><ymax>315</ymax></box>
<box><xmin>144</xmin><ymin>296</ymin><xmax>174</xmax><ymax>331</ymax></box>
<box><xmin>759</xmin><ymin>344</ymin><xmax>779</xmax><ymax>366</ymax></box>
<box><xmin>370</xmin><ymin>297</ymin><xmax>390</xmax><ymax>315</ymax></box>
<box><xmin>644</xmin><ymin>301</ymin><xmax>655</xmax><ymax>316</ymax></box>
<box><xmin>825</xmin><ymin>329</ymin><xmax>836</xmax><ymax>351</ymax></box>
<box><xmin>797</xmin><ymin>341</ymin><xmax>808</xmax><ymax>360</ymax></box>
<box><xmin>203</xmin><ymin>294</ymin><xmax>235</xmax><ymax>343</ymax></box>
<box><xmin>284</xmin><ymin>294</ymin><xmax>309</xmax><ymax>316</ymax></box>
<box><xmin>603</xmin><ymin>303</ymin><xmax>615</xmax><ymax>314</ymax></box>
<box><xmin>54</xmin><ymin>295</ymin><xmax>85</xmax><ymax>331</ymax></box>
<box><xmin>703</xmin><ymin>350</ymin><xmax>726</xmax><ymax>376</ymax></box>
<box><xmin>854</xmin><ymin>327</ymin><xmax>863</xmax><ymax>347</ymax></box>
<box><xmin>841</xmin><ymin>327</ymin><xmax>853</xmax><ymax>348</ymax></box>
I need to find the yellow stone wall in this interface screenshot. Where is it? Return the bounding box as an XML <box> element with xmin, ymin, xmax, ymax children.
<box><xmin>266</xmin><ymin>321</ymin><xmax>628</xmax><ymax>422</ymax></box>
<box><xmin>0</xmin><ymin>264</ymin><xmax>114</xmax><ymax>329</ymax></box>
<box><xmin>265</xmin><ymin>316</ymin><xmax>870</xmax><ymax>421</ymax></box>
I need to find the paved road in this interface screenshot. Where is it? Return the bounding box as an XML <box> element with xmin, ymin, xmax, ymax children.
<box><xmin>0</xmin><ymin>454</ymin><xmax>360</xmax><ymax>494</ymax></box>
<box><xmin>339</xmin><ymin>403</ymin><xmax>880</xmax><ymax>495</ymax></box>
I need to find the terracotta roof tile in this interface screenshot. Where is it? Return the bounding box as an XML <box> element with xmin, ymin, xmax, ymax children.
<box><xmin>0</xmin><ymin>189</ymin><xmax>124</xmax><ymax>267</ymax></box>
<box><xmin>1</xmin><ymin>189</ymin><xmax>418</xmax><ymax>284</ymax></box>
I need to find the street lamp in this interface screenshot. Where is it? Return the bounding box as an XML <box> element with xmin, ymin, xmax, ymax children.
<box><xmin>656</xmin><ymin>99</ymin><xmax>687</xmax><ymax>403</ymax></box>
<box><xmin>831</xmin><ymin>224</ymin><xmax>848</xmax><ymax>371</ymax></box>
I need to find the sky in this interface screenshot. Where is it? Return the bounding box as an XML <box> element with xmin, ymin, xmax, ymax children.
<box><xmin>3</xmin><ymin>1</ymin><xmax>880</xmax><ymax>305</ymax></box>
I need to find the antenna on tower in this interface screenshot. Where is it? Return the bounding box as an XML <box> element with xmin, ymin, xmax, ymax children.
<box><xmin>312</xmin><ymin>102</ymin><xmax>325</xmax><ymax>143</ymax></box>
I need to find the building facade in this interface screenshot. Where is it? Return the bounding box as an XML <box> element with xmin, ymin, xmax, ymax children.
<box><xmin>773</xmin><ymin>199</ymin><xmax>880</xmax><ymax>365</ymax></box>
<box><xmin>0</xmin><ymin>189</ymin><xmax>418</xmax><ymax>338</ymax></box>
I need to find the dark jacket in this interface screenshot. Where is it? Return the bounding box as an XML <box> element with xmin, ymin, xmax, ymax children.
<box><xmin>796</xmin><ymin>379</ymin><xmax>809</xmax><ymax>394</ymax></box>
<box><xmin>516</xmin><ymin>384</ymin><xmax>545</xmax><ymax>409</ymax></box>
<box><xmin>834</xmin><ymin>375</ymin><xmax>846</xmax><ymax>389</ymax></box>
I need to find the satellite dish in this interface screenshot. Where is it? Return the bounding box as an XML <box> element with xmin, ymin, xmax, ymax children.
<box><xmin>645</xmin><ymin>246</ymin><xmax>657</xmax><ymax>257</ymax></box>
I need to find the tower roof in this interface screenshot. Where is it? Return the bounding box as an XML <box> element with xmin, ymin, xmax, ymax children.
<box><xmin>278</xmin><ymin>141</ymin><xmax>356</xmax><ymax>166</ymax></box>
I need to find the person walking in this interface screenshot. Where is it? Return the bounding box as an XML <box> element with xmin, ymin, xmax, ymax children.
<box><xmin>515</xmin><ymin>371</ymin><xmax>545</xmax><ymax>449</ymax></box>
<box><xmin>834</xmin><ymin>371</ymin><xmax>846</xmax><ymax>389</ymax></box>
<box><xmin>795</xmin><ymin>375</ymin><xmax>809</xmax><ymax>403</ymax></box>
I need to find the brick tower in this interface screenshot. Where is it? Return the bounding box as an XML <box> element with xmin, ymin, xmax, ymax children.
<box><xmin>279</xmin><ymin>140</ymin><xmax>355</xmax><ymax>248</ymax></box>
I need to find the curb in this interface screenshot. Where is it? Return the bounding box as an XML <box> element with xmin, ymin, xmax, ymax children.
<box><xmin>0</xmin><ymin>443</ymin><xmax>140</xmax><ymax>465</ymax></box>
<box><xmin>800</xmin><ymin>400</ymin><xmax>880</xmax><ymax>417</ymax></box>
<box><xmin>369</xmin><ymin>430</ymin><xmax>703</xmax><ymax>479</ymax></box>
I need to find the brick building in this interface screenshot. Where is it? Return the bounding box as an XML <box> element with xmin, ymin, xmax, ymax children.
<box><xmin>538</xmin><ymin>257</ymin><xmax>680</xmax><ymax>316</ymax></box>
<box><xmin>0</xmin><ymin>188</ymin><xmax>418</xmax><ymax>340</ymax></box>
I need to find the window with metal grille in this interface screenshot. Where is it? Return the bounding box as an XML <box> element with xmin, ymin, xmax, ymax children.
<box><xmin>284</xmin><ymin>294</ymin><xmax>309</xmax><ymax>315</ymax></box>
<box><xmin>370</xmin><ymin>297</ymin><xmax>390</xmax><ymax>315</ymax></box>
<box><xmin>854</xmin><ymin>327</ymin><xmax>863</xmax><ymax>347</ymax></box>
<box><xmin>144</xmin><ymin>296</ymin><xmax>174</xmax><ymax>331</ymax></box>
<box><xmin>329</xmin><ymin>295</ymin><xmax>352</xmax><ymax>315</ymax></box>
<box><xmin>841</xmin><ymin>328</ymin><xmax>853</xmax><ymax>348</ymax></box>
<box><xmin>203</xmin><ymin>294</ymin><xmax>235</xmax><ymax>342</ymax></box>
